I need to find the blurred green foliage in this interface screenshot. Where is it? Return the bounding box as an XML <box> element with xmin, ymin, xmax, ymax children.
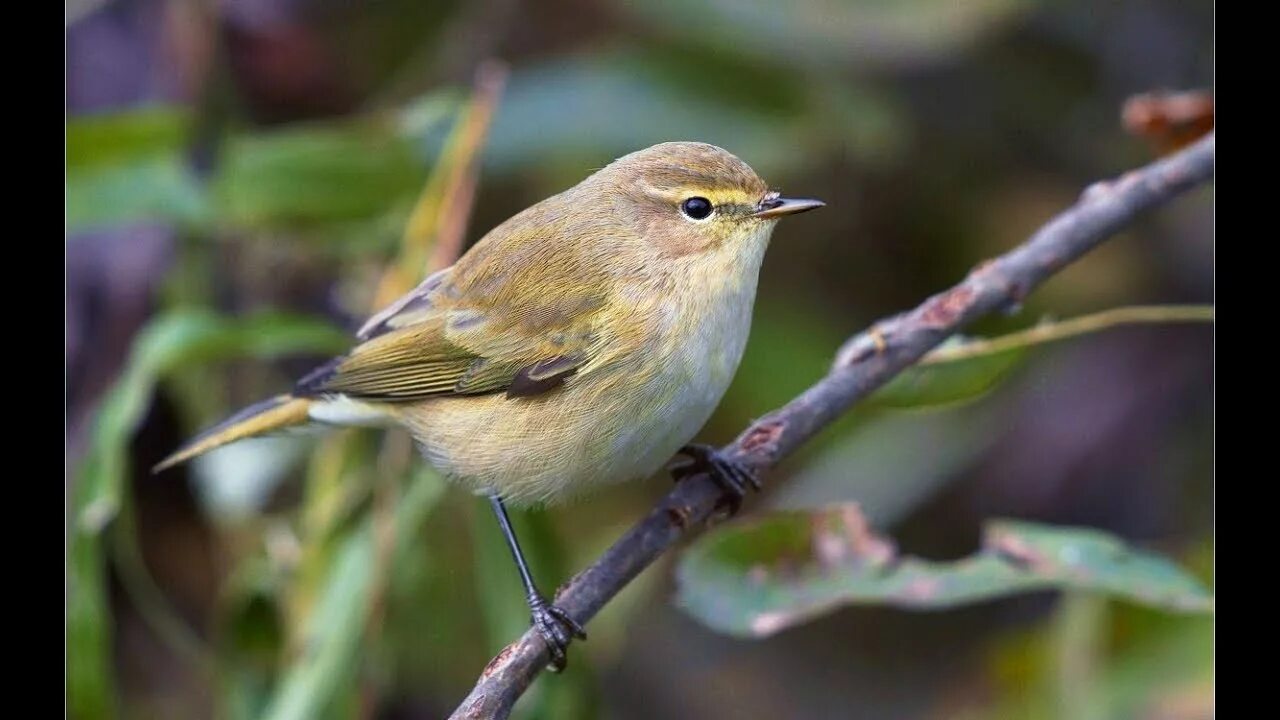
<box><xmin>677</xmin><ymin>506</ymin><xmax>1212</xmax><ymax>638</ymax></box>
<box><xmin>66</xmin><ymin>0</ymin><xmax>1213</xmax><ymax>717</ymax></box>
<box><xmin>871</xmin><ymin>342</ymin><xmax>1027</xmax><ymax>408</ymax></box>
<box><xmin>66</xmin><ymin>108</ymin><xmax>209</xmax><ymax>230</ymax></box>
<box><xmin>261</xmin><ymin>465</ymin><xmax>445</xmax><ymax>720</ymax></box>
<box><xmin>66</xmin><ymin>98</ymin><xmax>459</xmax><ymax>233</ymax></box>
<box><xmin>69</xmin><ymin>310</ymin><xmax>349</xmax><ymax>717</ymax></box>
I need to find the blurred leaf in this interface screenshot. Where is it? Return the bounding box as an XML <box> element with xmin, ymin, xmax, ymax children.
<box><xmin>677</xmin><ymin>504</ymin><xmax>1212</xmax><ymax>637</ymax></box>
<box><xmin>1122</xmin><ymin>90</ymin><xmax>1215</xmax><ymax>155</ymax></box>
<box><xmin>67</xmin><ymin>106</ymin><xmax>189</xmax><ymax>168</ymax></box>
<box><xmin>68</xmin><ymin>309</ymin><xmax>347</xmax><ymax>719</ymax></box>
<box><xmin>219</xmin><ymin>559</ymin><xmax>288</xmax><ymax>719</ymax></box>
<box><xmin>263</xmin><ymin>468</ymin><xmax>446</xmax><ymax>720</ymax></box>
<box><xmin>396</xmin><ymin>89</ymin><xmax>466</xmax><ymax>141</ymax></box>
<box><xmin>215</xmin><ymin>123</ymin><xmax>426</xmax><ymax>228</ymax></box>
<box><xmin>67</xmin><ymin>156</ymin><xmax>210</xmax><ymax>231</ymax></box>
<box><xmin>263</xmin><ymin>523</ymin><xmax>372</xmax><ymax>720</ymax></box>
<box><xmin>110</xmin><ymin>492</ymin><xmax>212</xmax><ymax>675</ymax></box>
<box><xmin>626</xmin><ymin>0</ymin><xmax>1033</xmax><ymax>68</ymax></box>
<box><xmin>1097</xmin><ymin>613</ymin><xmax>1214</xmax><ymax>719</ymax></box>
<box><xmin>1051</xmin><ymin>592</ymin><xmax>1109</xmax><ymax>720</ymax></box>
<box><xmin>386</xmin><ymin>491</ymin><xmax>487</xmax><ymax>690</ymax></box>
<box><xmin>76</xmin><ymin>309</ymin><xmax>348</xmax><ymax>532</ymax></box>
<box><xmin>66</xmin><ymin>107</ymin><xmax>209</xmax><ymax>231</ymax></box>
<box><xmin>919</xmin><ymin>305</ymin><xmax>1214</xmax><ymax>365</ymax></box>
<box><xmin>391</xmin><ymin>467</ymin><xmax>450</xmax><ymax>564</ymax></box>
<box><xmin>275</xmin><ymin>432</ymin><xmax>374</xmax><ymax>718</ymax></box>
<box><xmin>488</xmin><ymin>51</ymin><xmax>800</xmax><ymax>176</ymax></box>
<box><xmin>67</xmin><ymin>504</ymin><xmax>113</xmax><ymax>720</ymax></box>
<box><xmin>871</xmin><ymin>339</ymin><xmax>1025</xmax><ymax>408</ymax></box>
<box><xmin>67</xmin><ymin>96</ymin><xmax>462</xmax><ymax>233</ymax></box>
<box><xmin>967</xmin><ymin>578</ymin><xmax>1214</xmax><ymax>719</ymax></box>
<box><xmin>867</xmin><ymin>305</ymin><xmax>1214</xmax><ymax>408</ymax></box>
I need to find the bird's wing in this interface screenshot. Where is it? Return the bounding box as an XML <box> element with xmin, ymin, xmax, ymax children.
<box><xmin>296</xmin><ymin>222</ymin><xmax>616</xmax><ymax>401</ymax></box>
<box><xmin>354</xmin><ymin>267</ymin><xmax>452</xmax><ymax>341</ymax></box>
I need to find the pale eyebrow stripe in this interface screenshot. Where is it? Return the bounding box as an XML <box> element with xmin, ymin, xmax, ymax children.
<box><xmin>635</xmin><ymin>177</ymin><xmax>762</xmax><ymax>212</ymax></box>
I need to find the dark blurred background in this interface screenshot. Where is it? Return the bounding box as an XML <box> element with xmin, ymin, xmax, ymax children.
<box><xmin>66</xmin><ymin>0</ymin><xmax>1213</xmax><ymax>717</ymax></box>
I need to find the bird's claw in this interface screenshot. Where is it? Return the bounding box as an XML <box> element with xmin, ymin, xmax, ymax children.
<box><xmin>529</xmin><ymin>594</ymin><xmax>585</xmax><ymax>672</ymax></box>
<box><xmin>670</xmin><ymin>443</ymin><xmax>760</xmax><ymax>515</ymax></box>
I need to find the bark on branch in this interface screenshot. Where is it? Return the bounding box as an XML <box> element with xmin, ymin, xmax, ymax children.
<box><xmin>450</xmin><ymin>133</ymin><xmax>1216</xmax><ymax>719</ymax></box>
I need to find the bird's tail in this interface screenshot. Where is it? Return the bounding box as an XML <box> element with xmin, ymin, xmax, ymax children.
<box><xmin>153</xmin><ymin>394</ymin><xmax>314</xmax><ymax>473</ymax></box>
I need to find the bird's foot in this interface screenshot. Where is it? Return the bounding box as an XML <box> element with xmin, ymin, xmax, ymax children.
<box><xmin>670</xmin><ymin>443</ymin><xmax>760</xmax><ymax>515</ymax></box>
<box><xmin>529</xmin><ymin>593</ymin><xmax>586</xmax><ymax>672</ymax></box>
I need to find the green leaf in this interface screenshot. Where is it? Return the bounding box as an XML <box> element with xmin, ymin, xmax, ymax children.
<box><xmin>66</xmin><ymin>107</ymin><xmax>210</xmax><ymax>232</ymax></box>
<box><xmin>677</xmin><ymin>504</ymin><xmax>1213</xmax><ymax>638</ymax></box>
<box><xmin>67</xmin><ymin>106</ymin><xmax>190</xmax><ymax>168</ymax></box>
<box><xmin>867</xmin><ymin>306</ymin><xmax>1214</xmax><ymax>408</ymax></box>
<box><xmin>262</xmin><ymin>525</ymin><xmax>371</xmax><ymax>720</ymax></box>
<box><xmin>218</xmin><ymin>560</ymin><xmax>287</xmax><ymax>718</ymax></box>
<box><xmin>67</xmin><ymin>504</ymin><xmax>113</xmax><ymax>720</ymax></box>
<box><xmin>66</xmin><ymin>96</ymin><xmax>461</xmax><ymax>232</ymax></box>
<box><xmin>215</xmin><ymin>123</ymin><xmax>426</xmax><ymax>228</ymax></box>
<box><xmin>488</xmin><ymin>52</ymin><xmax>799</xmax><ymax>175</ymax></box>
<box><xmin>75</xmin><ymin>309</ymin><xmax>349</xmax><ymax>533</ymax></box>
<box><xmin>262</xmin><ymin>469</ymin><xmax>446</xmax><ymax>720</ymax></box>
<box><xmin>67</xmin><ymin>157</ymin><xmax>210</xmax><ymax>232</ymax></box>
<box><xmin>961</xmin><ymin>564</ymin><xmax>1214</xmax><ymax>719</ymax></box>
<box><xmin>869</xmin><ymin>339</ymin><xmax>1025</xmax><ymax>408</ymax></box>
<box><xmin>68</xmin><ymin>310</ymin><xmax>348</xmax><ymax>718</ymax></box>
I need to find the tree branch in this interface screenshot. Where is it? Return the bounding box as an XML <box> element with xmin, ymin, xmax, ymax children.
<box><xmin>449</xmin><ymin>133</ymin><xmax>1216</xmax><ymax>719</ymax></box>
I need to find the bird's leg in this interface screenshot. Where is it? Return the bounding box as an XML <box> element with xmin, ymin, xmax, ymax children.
<box><xmin>487</xmin><ymin>494</ymin><xmax>586</xmax><ymax>672</ymax></box>
<box><xmin>669</xmin><ymin>443</ymin><xmax>761</xmax><ymax>515</ymax></box>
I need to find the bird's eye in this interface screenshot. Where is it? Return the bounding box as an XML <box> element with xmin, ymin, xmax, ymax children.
<box><xmin>680</xmin><ymin>196</ymin><xmax>713</xmax><ymax>220</ymax></box>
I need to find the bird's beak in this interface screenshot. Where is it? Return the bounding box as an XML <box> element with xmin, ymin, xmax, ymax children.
<box><xmin>753</xmin><ymin>195</ymin><xmax>825</xmax><ymax>219</ymax></box>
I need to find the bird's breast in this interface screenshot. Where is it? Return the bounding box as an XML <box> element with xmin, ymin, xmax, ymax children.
<box><xmin>596</xmin><ymin>272</ymin><xmax>757</xmax><ymax>480</ymax></box>
<box><xmin>403</xmin><ymin>251</ymin><xmax>763</xmax><ymax>505</ymax></box>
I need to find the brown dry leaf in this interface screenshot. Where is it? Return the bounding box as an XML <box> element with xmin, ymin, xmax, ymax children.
<box><xmin>1123</xmin><ymin>90</ymin><xmax>1214</xmax><ymax>155</ymax></box>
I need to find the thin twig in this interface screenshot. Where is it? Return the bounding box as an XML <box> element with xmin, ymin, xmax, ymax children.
<box><xmin>449</xmin><ymin>133</ymin><xmax>1216</xmax><ymax>719</ymax></box>
<box><xmin>919</xmin><ymin>304</ymin><xmax>1214</xmax><ymax>365</ymax></box>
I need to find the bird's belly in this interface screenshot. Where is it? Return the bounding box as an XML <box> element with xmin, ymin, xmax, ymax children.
<box><xmin>403</xmin><ymin>303</ymin><xmax>750</xmax><ymax>506</ymax></box>
<box><xmin>606</xmin><ymin>336</ymin><xmax>742</xmax><ymax>484</ymax></box>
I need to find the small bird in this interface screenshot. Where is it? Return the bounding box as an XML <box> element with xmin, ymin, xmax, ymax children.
<box><xmin>156</xmin><ymin>141</ymin><xmax>822</xmax><ymax>669</ymax></box>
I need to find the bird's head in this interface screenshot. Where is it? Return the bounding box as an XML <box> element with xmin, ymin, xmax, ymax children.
<box><xmin>586</xmin><ymin>141</ymin><xmax>823</xmax><ymax>259</ymax></box>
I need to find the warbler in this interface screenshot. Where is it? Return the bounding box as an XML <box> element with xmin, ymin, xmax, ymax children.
<box><xmin>157</xmin><ymin>141</ymin><xmax>822</xmax><ymax>668</ymax></box>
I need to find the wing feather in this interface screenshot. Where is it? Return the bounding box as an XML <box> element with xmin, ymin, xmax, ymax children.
<box><xmin>296</xmin><ymin>222</ymin><xmax>613</xmax><ymax>402</ymax></box>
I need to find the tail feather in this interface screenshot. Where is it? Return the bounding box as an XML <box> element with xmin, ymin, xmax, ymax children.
<box><xmin>153</xmin><ymin>394</ymin><xmax>313</xmax><ymax>473</ymax></box>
